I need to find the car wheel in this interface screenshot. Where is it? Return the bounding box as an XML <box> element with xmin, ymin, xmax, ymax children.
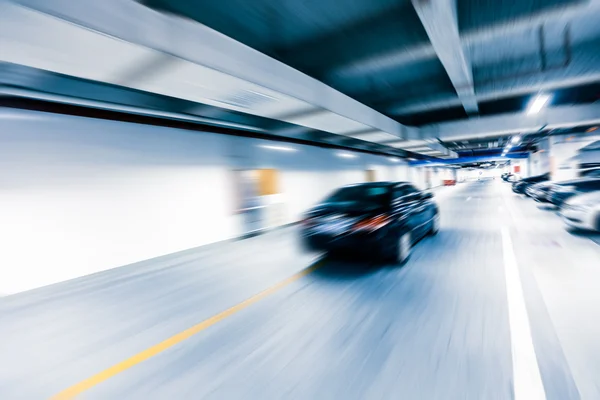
<box><xmin>396</xmin><ymin>232</ymin><xmax>411</xmax><ymax>265</ymax></box>
<box><xmin>429</xmin><ymin>214</ymin><xmax>440</xmax><ymax>235</ymax></box>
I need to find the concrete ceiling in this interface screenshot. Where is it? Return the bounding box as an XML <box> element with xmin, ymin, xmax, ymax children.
<box><xmin>2</xmin><ymin>0</ymin><xmax>600</xmax><ymax>161</ymax></box>
<box><xmin>142</xmin><ymin>0</ymin><xmax>600</xmax><ymax>117</ymax></box>
<box><xmin>137</xmin><ymin>0</ymin><xmax>600</xmax><ymax>155</ymax></box>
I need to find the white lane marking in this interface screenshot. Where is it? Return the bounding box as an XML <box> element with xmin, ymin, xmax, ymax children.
<box><xmin>501</xmin><ymin>227</ymin><xmax>546</xmax><ymax>400</ymax></box>
<box><xmin>466</xmin><ymin>196</ymin><xmax>472</xmax><ymax>201</ymax></box>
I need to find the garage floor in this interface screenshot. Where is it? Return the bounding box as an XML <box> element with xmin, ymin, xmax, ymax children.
<box><xmin>1</xmin><ymin>180</ymin><xmax>599</xmax><ymax>399</ymax></box>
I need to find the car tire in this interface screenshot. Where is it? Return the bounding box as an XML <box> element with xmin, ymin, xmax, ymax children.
<box><xmin>429</xmin><ymin>214</ymin><xmax>440</xmax><ymax>236</ymax></box>
<box><xmin>395</xmin><ymin>231</ymin><xmax>411</xmax><ymax>265</ymax></box>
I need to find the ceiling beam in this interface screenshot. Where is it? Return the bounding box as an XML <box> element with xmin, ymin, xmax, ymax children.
<box><xmin>2</xmin><ymin>0</ymin><xmax>413</xmax><ymax>141</ymax></box>
<box><xmin>411</xmin><ymin>0</ymin><xmax>478</xmax><ymax>114</ymax></box>
<box><xmin>388</xmin><ymin>39</ymin><xmax>600</xmax><ymax>116</ymax></box>
<box><xmin>421</xmin><ymin>103</ymin><xmax>600</xmax><ymax>141</ymax></box>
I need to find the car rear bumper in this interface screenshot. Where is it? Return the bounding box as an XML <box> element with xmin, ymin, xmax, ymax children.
<box><xmin>301</xmin><ymin>229</ymin><xmax>387</xmax><ymax>256</ymax></box>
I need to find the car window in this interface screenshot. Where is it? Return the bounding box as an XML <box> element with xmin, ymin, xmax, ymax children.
<box><xmin>325</xmin><ymin>185</ymin><xmax>391</xmax><ymax>207</ymax></box>
<box><xmin>394</xmin><ymin>184</ymin><xmax>419</xmax><ymax>200</ymax></box>
<box><xmin>578</xmin><ymin>180</ymin><xmax>600</xmax><ymax>191</ymax></box>
<box><xmin>404</xmin><ymin>184</ymin><xmax>419</xmax><ymax>195</ymax></box>
<box><xmin>393</xmin><ymin>185</ymin><xmax>408</xmax><ymax>199</ymax></box>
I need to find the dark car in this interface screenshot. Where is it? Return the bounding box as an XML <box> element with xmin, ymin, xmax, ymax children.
<box><xmin>501</xmin><ymin>173</ymin><xmax>515</xmax><ymax>182</ymax></box>
<box><xmin>512</xmin><ymin>173</ymin><xmax>551</xmax><ymax>195</ymax></box>
<box><xmin>581</xmin><ymin>168</ymin><xmax>600</xmax><ymax>178</ymax></box>
<box><xmin>301</xmin><ymin>182</ymin><xmax>439</xmax><ymax>264</ymax></box>
<box><xmin>526</xmin><ymin>181</ymin><xmax>556</xmax><ymax>203</ymax></box>
<box><xmin>547</xmin><ymin>178</ymin><xmax>600</xmax><ymax>208</ymax></box>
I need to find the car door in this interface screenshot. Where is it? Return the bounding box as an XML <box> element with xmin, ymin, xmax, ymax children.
<box><xmin>404</xmin><ymin>184</ymin><xmax>431</xmax><ymax>239</ymax></box>
<box><xmin>394</xmin><ymin>184</ymin><xmax>427</xmax><ymax>241</ymax></box>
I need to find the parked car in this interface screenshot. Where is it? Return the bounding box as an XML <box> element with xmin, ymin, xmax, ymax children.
<box><xmin>582</xmin><ymin>168</ymin><xmax>600</xmax><ymax>178</ymax></box>
<box><xmin>526</xmin><ymin>181</ymin><xmax>556</xmax><ymax>203</ymax></box>
<box><xmin>548</xmin><ymin>178</ymin><xmax>600</xmax><ymax>208</ymax></box>
<box><xmin>501</xmin><ymin>173</ymin><xmax>515</xmax><ymax>182</ymax></box>
<box><xmin>580</xmin><ymin>164</ymin><xmax>600</xmax><ymax>178</ymax></box>
<box><xmin>560</xmin><ymin>191</ymin><xmax>600</xmax><ymax>232</ymax></box>
<box><xmin>512</xmin><ymin>173</ymin><xmax>551</xmax><ymax>194</ymax></box>
<box><xmin>301</xmin><ymin>182</ymin><xmax>439</xmax><ymax>264</ymax></box>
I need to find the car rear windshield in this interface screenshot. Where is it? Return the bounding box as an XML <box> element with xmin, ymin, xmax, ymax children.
<box><xmin>575</xmin><ymin>179</ymin><xmax>600</xmax><ymax>191</ymax></box>
<box><xmin>324</xmin><ymin>185</ymin><xmax>391</xmax><ymax>207</ymax></box>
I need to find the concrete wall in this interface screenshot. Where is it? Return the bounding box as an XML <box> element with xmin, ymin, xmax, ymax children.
<box><xmin>550</xmin><ymin>134</ymin><xmax>600</xmax><ymax>181</ymax></box>
<box><xmin>457</xmin><ymin>166</ymin><xmax>503</xmax><ymax>181</ymax></box>
<box><xmin>0</xmin><ymin>108</ymin><xmax>416</xmax><ymax>294</ymax></box>
<box><xmin>528</xmin><ymin>138</ymin><xmax>551</xmax><ymax>177</ymax></box>
<box><xmin>510</xmin><ymin>158</ymin><xmax>529</xmax><ymax>179</ymax></box>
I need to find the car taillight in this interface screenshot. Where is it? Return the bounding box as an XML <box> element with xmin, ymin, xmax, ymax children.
<box><xmin>353</xmin><ymin>215</ymin><xmax>391</xmax><ymax>231</ymax></box>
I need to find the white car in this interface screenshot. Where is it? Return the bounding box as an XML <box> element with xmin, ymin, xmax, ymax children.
<box><xmin>560</xmin><ymin>191</ymin><xmax>600</xmax><ymax>232</ymax></box>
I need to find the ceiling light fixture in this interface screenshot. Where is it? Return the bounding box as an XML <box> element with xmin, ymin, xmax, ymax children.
<box><xmin>511</xmin><ymin>135</ymin><xmax>521</xmax><ymax>144</ymax></box>
<box><xmin>388</xmin><ymin>157</ymin><xmax>400</xmax><ymax>163</ymax></box>
<box><xmin>259</xmin><ymin>144</ymin><xmax>297</xmax><ymax>152</ymax></box>
<box><xmin>526</xmin><ymin>94</ymin><xmax>551</xmax><ymax>115</ymax></box>
<box><xmin>336</xmin><ymin>152</ymin><xmax>358</xmax><ymax>159</ymax></box>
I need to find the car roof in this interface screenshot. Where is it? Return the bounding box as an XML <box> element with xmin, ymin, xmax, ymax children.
<box><xmin>555</xmin><ymin>177</ymin><xmax>600</xmax><ymax>186</ymax></box>
<box><xmin>344</xmin><ymin>181</ymin><xmax>395</xmax><ymax>188</ymax></box>
<box><xmin>523</xmin><ymin>173</ymin><xmax>550</xmax><ymax>181</ymax></box>
<box><xmin>343</xmin><ymin>181</ymin><xmax>416</xmax><ymax>188</ymax></box>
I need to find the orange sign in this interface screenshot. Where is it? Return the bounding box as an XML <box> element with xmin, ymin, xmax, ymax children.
<box><xmin>514</xmin><ymin>165</ymin><xmax>520</xmax><ymax>173</ymax></box>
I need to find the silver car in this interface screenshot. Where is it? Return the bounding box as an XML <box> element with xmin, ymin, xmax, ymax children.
<box><xmin>560</xmin><ymin>191</ymin><xmax>600</xmax><ymax>232</ymax></box>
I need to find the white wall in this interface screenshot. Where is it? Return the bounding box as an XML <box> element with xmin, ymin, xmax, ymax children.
<box><xmin>550</xmin><ymin>134</ymin><xmax>600</xmax><ymax>181</ymax></box>
<box><xmin>510</xmin><ymin>158</ymin><xmax>529</xmax><ymax>179</ymax></box>
<box><xmin>0</xmin><ymin>108</ymin><xmax>415</xmax><ymax>294</ymax></box>
<box><xmin>528</xmin><ymin>138</ymin><xmax>550</xmax><ymax>177</ymax></box>
<box><xmin>457</xmin><ymin>166</ymin><xmax>507</xmax><ymax>181</ymax></box>
<box><xmin>409</xmin><ymin>167</ymin><xmax>426</xmax><ymax>190</ymax></box>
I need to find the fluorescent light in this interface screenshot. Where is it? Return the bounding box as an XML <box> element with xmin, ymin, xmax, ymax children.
<box><xmin>336</xmin><ymin>152</ymin><xmax>358</xmax><ymax>159</ymax></box>
<box><xmin>526</xmin><ymin>94</ymin><xmax>551</xmax><ymax>115</ymax></box>
<box><xmin>388</xmin><ymin>157</ymin><xmax>400</xmax><ymax>163</ymax></box>
<box><xmin>259</xmin><ymin>144</ymin><xmax>297</xmax><ymax>152</ymax></box>
<box><xmin>511</xmin><ymin>135</ymin><xmax>521</xmax><ymax>144</ymax></box>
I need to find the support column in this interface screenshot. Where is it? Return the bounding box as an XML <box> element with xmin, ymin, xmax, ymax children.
<box><xmin>549</xmin><ymin>134</ymin><xmax>599</xmax><ymax>180</ymax></box>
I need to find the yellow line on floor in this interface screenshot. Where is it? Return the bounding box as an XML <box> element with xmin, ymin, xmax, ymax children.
<box><xmin>51</xmin><ymin>259</ymin><xmax>325</xmax><ymax>399</ymax></box>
